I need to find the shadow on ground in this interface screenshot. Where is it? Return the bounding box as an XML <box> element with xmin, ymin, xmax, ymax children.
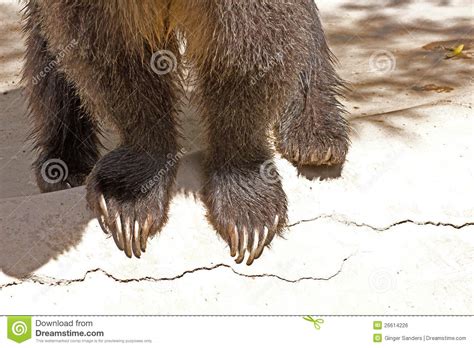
<box><xmin>327</xmin><ymin>0</ymin><xmax>472</xmax><ymax>108</ymax></box>
<box><xmin>0</xmin><ymin>151</ymin><xmax>206</xmax><ymax>278</ymax></box>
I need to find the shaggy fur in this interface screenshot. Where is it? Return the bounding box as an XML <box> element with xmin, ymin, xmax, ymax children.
<box><xmin>22</xmin><ymin>0</ymin><xmax>349</xmax><ymax>265</ymax></box>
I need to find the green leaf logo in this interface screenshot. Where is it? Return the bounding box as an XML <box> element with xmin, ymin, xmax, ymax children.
<box><xmin>373</xmin><ymin>333</ymin><xmax>383</xmax><ymax>343</ymax></box>
<box><xmin>373</xmin><ymin>321</ymin><xmax>382</xmax><ymax>330</ymax></box>
<box><xmin>7</xmin><ymin>316</ymin><xmax>32</xmax><ymax>343</ymax></box>
<box><xmin>303</xmin><ymin>315</ymin><xmax>324</xmax><ymax>330</ymax></box>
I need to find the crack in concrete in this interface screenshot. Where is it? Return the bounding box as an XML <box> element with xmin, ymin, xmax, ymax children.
<box><xmin>0</xmin><ymin>255</ymin><xmax>353</xmax><ymax>290</ymax></box>
<box><xmin>1</xmin><ymin>212</ymin><xmax>469</xmax><ymax>290</ymax></box>
<box><xmin>287</xmin><ymin>214</ymin><xmax>474</xmax><ymax>231</ymax></box>
<box><xmin>350</xmin><ymin>97</ymin><xmax>472</xmax><ymax>122</ymax></box>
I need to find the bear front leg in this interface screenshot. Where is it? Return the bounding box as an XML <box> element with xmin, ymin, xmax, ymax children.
<box><xmin>77</xmin><ymin>50</ymin><xmax>182</xmax><ymax>258</ymax></box>
<box><xmin>185</xmin><ymin>0</ymin><xmax>320</xmax><ymax>265</ymax></box>
<box><xmin>28</xmin><ymin>0</ymin><xmax>182</xmax><ymax>258</ymax></box>
<box><xmin>23</xmin><ymin>5</ymin><xmax>101</xmax><ymax>192</ymax></box>
<box><xmin>85</xmin><ymin>66</ymin><xmax>181</xmax><ymax>257</ymax></box>
<box><xmin>192</xmin><ymin>50</ymin><xmax>299</xmax><ymax>264</ymax></box>
<box><xmin>200</xmin><ymin>85</ymin><xmax>288</xmax><ymax>265</ymax></box>
<box><xmin>275</xmin><ymin>0</ymin><xmax>350</xmax><ymax>166</ymax></box>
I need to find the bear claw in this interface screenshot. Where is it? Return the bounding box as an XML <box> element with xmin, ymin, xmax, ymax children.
<box><xmin>228</xmin><ymin>214</ymin><xmax>279</xmax><ymax>266</ymax></box>
<box><xmin>95</xmin><ymin>194</ymin><xmax>158</xmax><ymax>258</ymax></box>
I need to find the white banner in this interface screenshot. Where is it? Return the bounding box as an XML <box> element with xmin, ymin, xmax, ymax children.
<box><xmin>1</xmin><ymin>316</ymin><xmax>472</xmax><ymax>347</ymax></box>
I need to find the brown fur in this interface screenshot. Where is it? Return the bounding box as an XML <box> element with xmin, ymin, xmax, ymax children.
<box><xmin>23</xmin><ymin>0</ymin><xmax>349</xmax><ymax>265</ymax></box>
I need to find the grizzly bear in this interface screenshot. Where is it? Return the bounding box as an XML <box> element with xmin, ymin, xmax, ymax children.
<box><xmin>23</xmin><ymin>0</ymin><xmax>349</xmax><ymax>265</ymax></box>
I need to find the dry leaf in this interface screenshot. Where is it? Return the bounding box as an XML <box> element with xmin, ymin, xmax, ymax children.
<box><xmin>445</xmin><ymin>44</ymin><xmax>464</xmax><ymax>59</ymax></box>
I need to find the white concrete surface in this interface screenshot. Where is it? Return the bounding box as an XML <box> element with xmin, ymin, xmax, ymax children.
<box><xmin>0</xmin><ymin>0</ymin><xmax>473</xmax><ymax>314</ymax></box>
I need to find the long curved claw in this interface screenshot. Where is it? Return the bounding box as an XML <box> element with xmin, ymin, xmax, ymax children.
<box><xmin>97</xmin><ymin>195</ymin><xmax>111</xmax><ymax>235</ymax></box>
<box><xmin>294</xmin><ymin>148</ymin><xmax>300</xmax><ymax>162</ymax></box>
<box><xmin>113</xmin><ymin>215</ymin><xmax>124</xmax><ymax>251</ymax></box>
<box><xmin>98</xmin><ymin>215</ymin><xmax>111</xmax><ymax>235</ymax></box>
<box><xmin>140</xmin><ymin>217</ymin><xmax>151</xmax><ymax>252</ymax></box>
<box><xmin>98</xmin><ymin>194</ymin><xmax>109</xmax><ymax>220</ymax></box>
<box><xmin>273</xmin><ymin>214</ymin><xmax>280</xmax><ymax>231</ymax></box>
<box><xmin>246</xmin><ymin>229</ymin><xmax>260</xmax><ymax>266</ymax></box>
<box><xmin>323</xmin><ymin>148</ymin><xmax>332</xmax><ymax>163</ymax></box>
<box><xmin>235</xmin><ymin>227</ymin><xmax>248</xmax><ymax>264</ymax></box>
<box><xmin>132</xmin><ymin>220</ymin><xmax>141</xmax><ymax>258</ymax></box>
<box><xmin>230</xmin><ymin>226</ymin><xmax>238</xmax><ymax>257</ymax></box>
<box><xmin>123</xmin><ymin>217</ymin><xmax>133</xmax><ymax>258</ymax></box>
<box><xmin>255</xmin><ymin>226</ymin><xmax>269</xmax><ymax>260</ymax></box>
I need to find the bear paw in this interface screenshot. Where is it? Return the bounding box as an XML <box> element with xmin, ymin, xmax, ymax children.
<box><xmin>203</xmin><ymin>161</ymin><xmax>288</xmax><ymax>265</ymax></box>
<box><xmin>86</xmin><ymin>146</ymin><xmax>176</xmax><ymax>258</ymax></box>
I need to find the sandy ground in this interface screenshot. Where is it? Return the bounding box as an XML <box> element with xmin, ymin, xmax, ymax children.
<box><xmin>0</xmin><ymin>0</ymin><xmax>473</xmax><ymax>314</ymax></box>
